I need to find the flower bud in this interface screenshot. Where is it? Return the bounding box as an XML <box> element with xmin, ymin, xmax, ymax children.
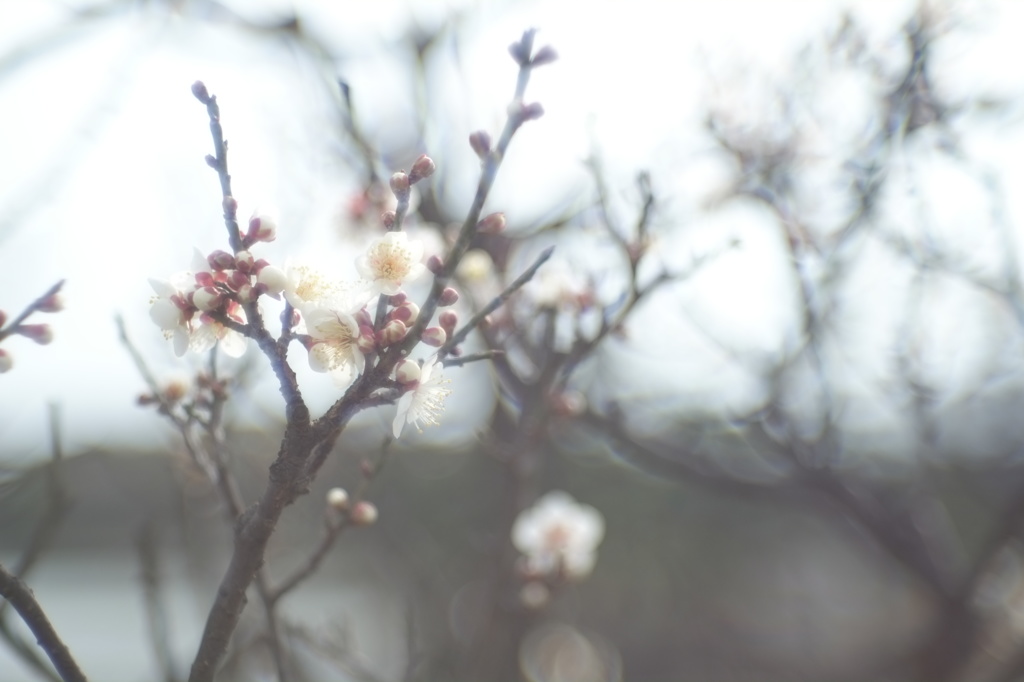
<box><xmin>408</xmin><ymin>154</ymin><xmax>436</xmax><ymax>184</ymax></box>
<box><xmin>396</xmin><ymin>358</ymin><xmax>421</xmax><ymax>384</ymax></box>
<box><xmin>508</xmin><ymin>38</ymin><xmax>531</xmax><ymax>66</ymax></box>
<box><xmin>234</xmin><ymin>250</ymin><xmax>255</xmax><ymax>274</ymax></box>
<box><xmin>354</xmin><ymin>308</ymin><xmax>373</xmax><ymax>328</ymax></box>
<box><xmin>469</xmin><ymin>130</ymin><xmax>491</xmax><ymax>159</ymax></box>
<box><xmin>0</xmin><ymin>349</ymin><xmax>12</xmax><ymax>373</ymax></box>
<box><xmin>247</xmin><ymin>214</ymin><xmax>277</xmax><ymax>243</ymax></box>
<box><xmin>522</xmin><ymin>102</ymin><xmax>545</xmax><ymax>122</ymax></box>
<box><xmin>421</xmin><ymin>326</ymin><xmax>447</xmax><ymax>347</ymax></box>
<box><xmin>192</xmin><ymin>287</ymin><xmax>224</xmax><ymax>312</ymax></box>
<box><xmin>378</xmin><ymin>320</ymin><xmax>408</xmax><ymax>346</ymax></box>
<box><xmin>438</xmin><ymin>287</ymin><xmax>459</xmax><ymax>307</ymax></box>
<box><xmin>439</xmin><ymin>310</ymin><xmax>458</xmax><ymax>337</ymax></box>
<box><xmin>531</xmin><ymin>45</ymin><xmax>558</xmax><ymax>67</ymax></box>
<box><xmin>207</xmin><ymin>250</ymin><xmax>235</xmax><ymax>271</ymax></box>
<box><xmin>191</xmin><ymin>80</ymin><xmax>211</xmax><ymax>104</ymax></box>
<box><xmin>18</xmin><ymin>324</ymin><xmax>52</xmax><ymax>345</ymax></box>
<box><xmin>390</xmin><ymin>301</ymin><xmax>420</xmax><ymax>324</ymax></box>
<box><xmin>357</xmin><ymin>325</ymin><xmax>376</xmax><ymax>353</ymax></box>
<box><xmin>477</xmin><ymin>212</ymin><xmax>506</xmax><ymax>234</ymax></box>
<box><xmin>257</xmin><ymin>265</ymin><xmax>287</xmax><ymax>297</ymax></box>
<box><xmin>381</xmin><ymin>210</ymin><xmax>396</xmax><ymax>230</ymax></box>
<box><xmin>426</xmin><ymin>254</ymin><xmax>444</xmax><ymax>275</ymax></box>
<box><xmin>390</xmin><ymin>171</ymin><xmax>410</xmax><ymax>198</ymax></box>
<box><xmin>222</xmin><ymin>195</ymin><xmax>238</xmax><ymax>214</ymax></box>
<box><xmin>350</xmin><ymin>501</ymin><xmax>378</xmax><ymax>526</ymax></box>
<box><xmin>195</xmin><ymin>271</ymin><xmax>215</xmax><ymax>288</ymax></box>
<box><xmin>227</xmin><ymin>270</ymin><xmax>250</xmax><ymax>291</ymax></box>
<box><xmin>388</xmin><ymin>292</ymin><xmax>407</xmax><ymax>307</ymax></box>
<box><xmin>37</xmin><ymin>293</ymin><xmax>64</xmax><ymax>313</ymax></box>
<box><xmin>326</xmin><ymin>487</ymin><xmax>349</xmax><ymax>511</ymax></box>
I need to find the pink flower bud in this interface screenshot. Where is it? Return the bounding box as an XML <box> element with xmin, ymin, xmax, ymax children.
<box><xmin>357</xmin><ymin>326</ymin><xmax>376</xmax><ymax>353</ymax></box>
<box><xmin>509</xmin><ymin>38</ymin><xmax>531</xmax><ymax>66</ymax></box>
<box><xmin>37</xmin><ymin>293</ymin><xmax>64</xmax><ymax>313</ymax></box>
<box><xmin>378</xmin><ymin>320</ymin><xmax>408</xmax><ymax>346</ymax></box>
<box><xmin>522</xmin><ymin>102</ymin><xmax>545</xmax><ymax>121</ymax></box>
<box><xmin>18</xmin><ymin>324</ymin><xmax>52</xmax><ymax>345</ymax></box>
<box><xmin>531</xmin><ymin>45</ymin><xmax>558</xmax><ymax>67</ymax></box>
<box><xmin>247</xmin><ymin>214</ymin><xmax>277</xmax><ymax>243</ymax></box>
<box><xmin>382</xmin><ymin>211</ymin><xmax>396</xmax><ymax>230</ymax></box>
<box><xmin>439</xmin><ymin>310</ymin><xmax>458</xmax><ymax>337</ymax></box>
<box><xmin>388</xmin><ymin>292</ymin><xmax>407</xmax><ymax>307</ymax></box>
<box><xmin>0</xmin><ymin>349</ymin><xmax>12</xmax><ymax>373</ymax></box>
<box><xmin>227</xmin><ymin>270</ymin><xmax>250</xmax><ymax>291</ymax></box>
<box><xmin>192</xmin><ymin>287</ymin><xmax>224</xmax><ymax>312</ymax></box>
<box><xmin>195</xmin><ymin>271</ymin><xmax>215</xmax><ymax>288</ymax></box>
<box><xmin>438</xmin><ymin>287</ymin><xmax>459</xmax><ymax>307</ymax></box>
<box><xmin>191</xmin><ymin>80</ymin><xmax>211</xmax><ymax>104</ymax></box>
<box><xmin>390</xmin><ymin>171</ymin><xmax>410</xmax><ymax>197</ymax></box>
<box><xmin>477</xmin><ymin>212</ymin><xmax>506</xmax><ymax>234</ymax></box>
<box><xmin>427</xmin><ymin>255</ymin><xmax>444</xmax><ymax>275</ymax></box>
<box><xmin>234</xmin><ymin>250</ymin><xmax>255</xmax><ymax>274</ymax></box>
<box><xmin>395</xmin><ymin>358</ymin><xmax>422</xmax><ymax>384</ymax></box>
<box><xmin>207</xmin><ymin>250</ymin><xmax>235</xmax><ymax>271</ymax></box>
<box><xmin>408</xmin><ymin>154</ymin><xmax>436</xmax><ymax>184</ymax></box>
<box><xmin>390</xmin><ymin>302</ymin><xmax>420</xmax><ymax>324</ymax></box>
<box><xmin>326</xmin><ymin>487</ymin><xmax>349</xmax><ymax>511</ymax></box>
<box><xmin>350</xmin><ymin>501</ymin><xmax>378</xmax><ymax>526</ymax></box>
<box><xmin>421</xmin><ymin>326</ymin><xmax>447</xmax><ymax>347</ymax></box>
<box><xmin>469</xmin><ymin>130</ymin><xmax>491</xmax><ymax>159</ymax></box>
<box><xmin>354</xmin><ymin>308</ymin><xmax>373</xmax><ymax>328</ymax></box>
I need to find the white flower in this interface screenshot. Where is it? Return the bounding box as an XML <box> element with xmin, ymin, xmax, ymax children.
<box><xmin>512</xmin><ymin>491</ymin><xmax>605</xmax><ymax>579</ymax></box>
<box><xmin>284</xmin><ymin>262</ymin><xmax>369</xmax><ymax>312</ymax></box>
<box><xmin>149</xmin><ymin>274</ymin><xmax>197</xmax><ymax>357</ymax></box>
<box><xmin>392</xmin><ymin>355</ymin><xmax>451</xmax><ymax>438</ymax></box>
<box><xmin>356</xmin><ymin>231</ymin><xmax>426</xmax><ymax>296</ymax></box>
<box><xmin>191</xmin><ymin>302</ymin><xmax>248</xmax><ymax>358</ymax></box>
<box><xmin>304</xmin><ymin>306</ymin><xmax>364</xmax><ymax>385</ymax></box>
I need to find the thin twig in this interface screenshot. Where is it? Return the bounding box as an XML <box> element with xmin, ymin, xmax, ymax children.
<box><xmin>0</xmin><ymin>563</ymin><xmax>87</xmax><ymax>682</ymax></box>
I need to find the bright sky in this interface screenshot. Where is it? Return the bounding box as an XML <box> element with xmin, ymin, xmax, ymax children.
<box><xmin>1</xmin><ymin>0</ymin><xmax>1022</xmax><ymax>464</ymax></box>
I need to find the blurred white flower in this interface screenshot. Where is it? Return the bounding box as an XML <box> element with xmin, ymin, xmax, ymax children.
<box><xmin>148</xmin><ymin>273</ymin><xmax>196</xmax><ymax>356</ymax></box>
<box><xmin>512</xmin><ymin>491</ymin><xmax>605</xmax><ymax>579</ymax></box>
<box><xmin>356</xmin><ymin>231</ymin><xmax>426</xmax><ymax>296</ymax></box>
<box><xmin>191</xmin><ymin>302</ymin><xmax>248</xmax><ymax>358</ymax></box>
<box><xmin>392</xmin><ymin>355</ymin><xmax>451</xmax><ymax>438</ymax></box>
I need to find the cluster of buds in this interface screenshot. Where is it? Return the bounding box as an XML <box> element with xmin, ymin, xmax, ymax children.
<box><xmin>0</xmin><ymin>282</ymin><xmax>65</xmax><ymax>374</ymax></box>
<box><xmin>150</xmin><ymin>239</ymin><xmax>286</xmax><ymax>358</ymax></box>
<box><xmin>325</xmin><ymin>487</ymin><xmax>378</xmax><ymax>527</ymax></box>
<box><xmin>136</xmin><ymin>371</ymin><xmax>229</xmax><ymax>414</ymax></box>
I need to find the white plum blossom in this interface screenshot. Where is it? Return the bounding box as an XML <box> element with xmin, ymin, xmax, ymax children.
<box><xmin>392</xmin><ymin>355</ymin><xmax>451</xmax><ymax>438</ymax></box>
<box><xmin>149</xmin><ymin>274</ymin><xmax>197</xmax><ymax>356</ymax></box>
<box><xmin>191</xmin><ymin>303</ymin><xmax>248</xmax><ymax>358</ymax></box>
<box><xmin>283</xmin><ymin>261</ymin><xmax>370</xmax><ymax>313</ymax></box>
<box><xmin>356</xmin><ymin>231</ymin><xmax>426</xmax><ymax>296</ymax></box>
<box><xmin>512</xmin><ymin>491</ymin><xmax>605</xmax><ymax>580</ymax></box>
<box><xmin>304</xmin><ymin>306</ymin><xmax>365</xmax><ymax>386</ymax></box>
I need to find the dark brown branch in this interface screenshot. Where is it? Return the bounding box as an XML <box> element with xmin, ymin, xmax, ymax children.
<box><xmin>0</xmin><ymin>563</ymin><xmax>87</xmax><ymax>682</ymax></box>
